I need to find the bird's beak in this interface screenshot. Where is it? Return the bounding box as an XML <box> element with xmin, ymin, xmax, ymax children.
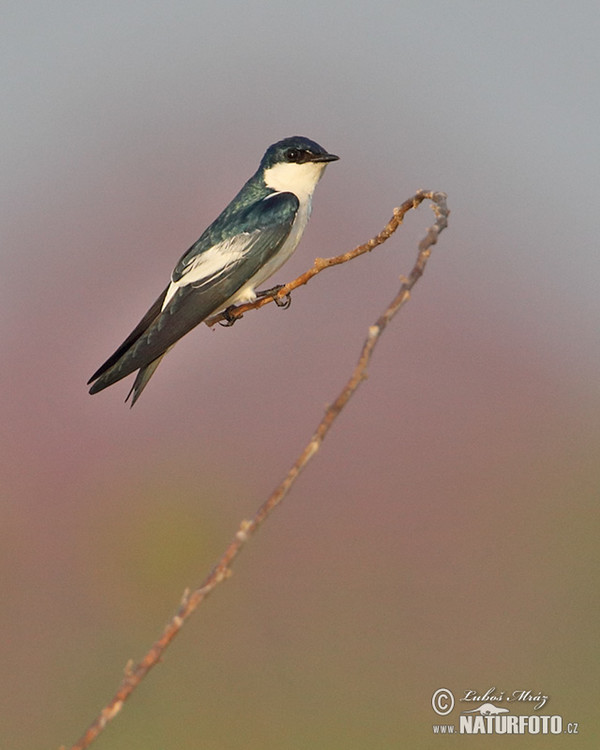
<box><xmin>311</xmin><ymin>152</ymin><xmax>340</xmax><ymax>163</ymax></box>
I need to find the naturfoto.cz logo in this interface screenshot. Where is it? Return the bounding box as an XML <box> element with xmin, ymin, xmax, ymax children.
<box><xmin>431</xmin><ymin>687</ymin><xmax>579</xmax><ymax>736</ymax></box>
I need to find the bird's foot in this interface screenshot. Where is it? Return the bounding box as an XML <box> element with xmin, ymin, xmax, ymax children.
<box><xmin>257</xmin><ymin>284</ymin><xmax>292</xmax><ymax>309</ymax></box>
<box><xmin>218</xmin><ymin>305</ymin><xmax>239</xmax><ymax>327</ymax></box>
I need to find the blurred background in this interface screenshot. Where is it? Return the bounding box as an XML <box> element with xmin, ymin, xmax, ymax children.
<box><xmin>2</xmin><ymin>2</ymin><xmax>599</xmax><ymax>748</ymax></box>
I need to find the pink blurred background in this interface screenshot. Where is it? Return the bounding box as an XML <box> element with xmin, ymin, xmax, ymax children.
<box><xmin>2</xmin><ymin>3</ymin><xmax>599</xmax><ymax>748</ymax></box>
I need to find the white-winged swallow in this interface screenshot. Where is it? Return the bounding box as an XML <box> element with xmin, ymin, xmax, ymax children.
<box><xmin>88</xmin><ymin>136</ymin><xmax>339</xmax><ymax>405</ymax></box>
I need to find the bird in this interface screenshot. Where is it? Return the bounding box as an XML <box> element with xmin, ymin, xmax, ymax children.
<box><xmin>88</xmin><ymin>136</ymin><xmax>339</xmax><ymax>405</ymax></box>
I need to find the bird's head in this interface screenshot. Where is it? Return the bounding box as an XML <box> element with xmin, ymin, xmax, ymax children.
<box><xmin>260</xmin><ymin>136</ymin><xmax>339</xmax><ymax>199</ymax></box>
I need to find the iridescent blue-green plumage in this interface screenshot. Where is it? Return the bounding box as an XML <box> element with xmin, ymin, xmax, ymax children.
<box><xmin>88</xmin><ymin>137</ymin><xmax>338</xmax><ymax>404</ymax></box>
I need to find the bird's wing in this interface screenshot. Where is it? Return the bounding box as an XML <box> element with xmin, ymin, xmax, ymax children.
<box><xmin>88</xmin><ymin>192</ymin><xmax>299</xmax><ymax>393</ymax></box>
<box><xmin>170</xmin><ymin>189</ymin><xmax>298</xmax><ymax>282</ymax></box>
<box><xmin>87</xmin><ymin>286</ymin><xmax>169</xmax><ymax>385</ymax></box>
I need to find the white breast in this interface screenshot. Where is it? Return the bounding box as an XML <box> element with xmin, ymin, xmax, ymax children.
<box><xmin>163</xmin><ymin>160</ymin><xmax>327</xmax><ymax>314</ymax></box>
<box><xmin>263</xmin><ymin>160</ymin><xmax>327</xmax><ymax>202</ymax></box>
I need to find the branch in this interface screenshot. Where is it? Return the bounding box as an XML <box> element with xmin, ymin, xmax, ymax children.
<box><xmin>65</xmin><ymin>190</ymin><xmax>449</xmax><ymax>750</ymax></box>
<box><xmin>204</xmin><ymin>189</ymin><xmax>445</xmax><ymax>325</ymax></box>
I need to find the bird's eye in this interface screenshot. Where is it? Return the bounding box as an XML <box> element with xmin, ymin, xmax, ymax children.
<box><xmin>285</xmin><ymin>148</ymin><xmax>300</xmax><ymax>162</ymax></box>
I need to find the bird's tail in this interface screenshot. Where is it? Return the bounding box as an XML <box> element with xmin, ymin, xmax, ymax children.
<box><xmin>125</xmin><ymin>353</ymin><xmax>167</xmax><ymax>407</ymax></box>
<box><xmin>88</xmin><ymin>286</ymin><xmax>169</xmax><ymax>402</ymax></box>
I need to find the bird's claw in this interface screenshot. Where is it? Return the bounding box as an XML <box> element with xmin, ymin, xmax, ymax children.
<box><xmin>274</xmin><ymin>291</ymin><xmax>292</xmax><ymax>309</ymax></box>
<box><xmin>218</xmin><ymin>306</ymin><xmax>239</xmax><ymax>327</ymax></box>
<box><xmin>257</xmin><ymin>284</ymin><xmax>292</xmax><ymax>309</ymax></box>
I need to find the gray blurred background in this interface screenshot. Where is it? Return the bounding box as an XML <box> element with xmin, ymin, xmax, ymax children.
<box><xmin>2</xmin><ymin>2</ymin><xmax>599</xmax><ymax>748</ymax></box>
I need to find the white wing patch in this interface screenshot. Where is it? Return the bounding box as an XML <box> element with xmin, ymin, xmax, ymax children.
<box><xmin>162</xmin><ymin>231</ymin><xmax>261</xmax><ymax>310</ymax></box>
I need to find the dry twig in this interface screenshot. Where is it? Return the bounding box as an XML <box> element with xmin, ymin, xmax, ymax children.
<box><xmin>66</xmin><ymin>190</ymin><xmax>449</xmax><ymax>750</ymax></box>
